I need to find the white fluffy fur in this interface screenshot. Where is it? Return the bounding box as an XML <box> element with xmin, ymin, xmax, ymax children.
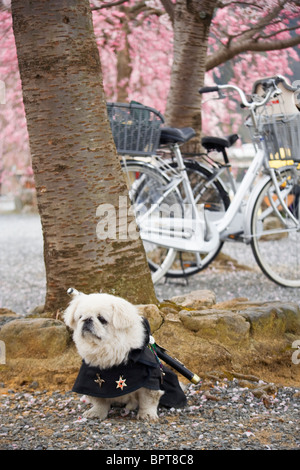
<box><xmin>64</xmin><ymin>291</ymin><xmax>163</xmax><ymax>421</ymax></box>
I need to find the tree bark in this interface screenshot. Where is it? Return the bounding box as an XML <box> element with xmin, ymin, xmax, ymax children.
<box><xmin>164</xmin><ymin>0</ymin><xmax>217</xmax><ymax>152</ymax></box>
<box><xmin>116</xmin><ymin>21</ymin><xmax>132</xmax><ymax>102</ymax></box>
<box><xmin>11</xmin><ymin>0</ymin><xmax>157</xmax><ymax>312</ymax></box>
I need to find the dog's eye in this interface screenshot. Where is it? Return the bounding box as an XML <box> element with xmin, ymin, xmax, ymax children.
<box><xmin>97</xmin><ymin>315</ymin><xmax>108</xmax><ymax>325</ymax></box>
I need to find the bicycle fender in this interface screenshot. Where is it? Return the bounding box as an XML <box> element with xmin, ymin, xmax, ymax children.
<box><xmin>184</xmin><ymin>160</ymin><xmax>230</xmax><ymax>198</ymax></box>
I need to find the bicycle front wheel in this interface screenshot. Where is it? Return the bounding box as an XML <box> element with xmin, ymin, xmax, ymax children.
<box><xmin>121</xmin><ymin>159</ymin><xmax>182</xmax><ymax>284</ymax></box>
<box><xmin>251</xmin><ymin>166</ymin><xmax>300</xmax><ymax>287</ymax></box>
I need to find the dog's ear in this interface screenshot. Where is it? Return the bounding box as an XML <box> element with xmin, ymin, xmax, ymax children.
<box><xmin>64</xmin><ymin>288</ymin><xmax>83</xmax><ymax>330</ymax></box>
<box><xmin>110</xmin><ymin>299</ymin><xmax>140</xmax><ymax>330</ymax></box>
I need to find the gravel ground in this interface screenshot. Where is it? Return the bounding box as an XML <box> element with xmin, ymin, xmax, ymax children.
<box><xmin>0</xmin><ymin>212</ymin><xmax>299</xmax><ymax>452</ymax></box>
<box><xmin>0</xmin><ymin>376</ymin><xmax>299</xmax><ymax>451</ymax></box>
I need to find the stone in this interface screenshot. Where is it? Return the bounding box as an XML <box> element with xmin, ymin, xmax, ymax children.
<box><xmin>0</xmin><ymin>318</ymin><xmax>71</xmax><ymax>359</ymax></box>
<box><xmin>29</xmin><ymin>304</ymin><xmax>45</xmax><ymax>316</ymax></box>
<box><xmin>0</xmin><ymin>308</ymin><xmax>20</xmax><ymax>328</ymax></box>
<box><xmin>153</xmin><ymin>320</ymin><xmax>234</xmax><ymax>377</ymax></box>
<box><xmin>0</xmin><ymin>308</ymin><xmax>18</xmax><ymax>317</ymax></box>
<box><xmin>213</xmin><ymin>298</ymin><xmax>249</xmax><ymax>310</ymax></box>
<box><xmin>164</xmin><ymin>313</ymin><xmax>182</xmax><ymax>323</ymax></box>
<box><xmin>239</xmin><ymin>302</ymin><xmax>300</xmax><ymax>338</ymax></box>
<box><xmin>137</xmin><ymin>304</ymin><xmax>163</xmax><ymax>332</ymax></box>
<box><xmin>170</xmin><ymin>290</ymin><xmax>216</xmax><ymax>309</ymax></box>
<box><xmin>179</xmin><ymin>309</ymin><xmax>250</xmax><ymax>345</ymax></box>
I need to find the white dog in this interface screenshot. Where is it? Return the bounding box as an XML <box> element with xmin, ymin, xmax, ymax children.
<box><xmin>64</xmin><ymin>288</ymin><xmax>165</xmax><ymax>421</ymax></box>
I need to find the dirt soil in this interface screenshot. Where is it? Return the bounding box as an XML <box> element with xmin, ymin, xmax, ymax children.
<box><xmin>1</xmin><ymin>339</ymin><xmax>299</xmax><ymax>395</ymax></box>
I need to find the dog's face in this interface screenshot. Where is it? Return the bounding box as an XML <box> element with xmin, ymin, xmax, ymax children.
<box><xmin>64</xmin><ymin>291</ymin><xmax>145</xmax><ymax>368</ymax></box>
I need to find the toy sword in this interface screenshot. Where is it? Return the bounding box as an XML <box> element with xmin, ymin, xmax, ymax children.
<box><xmin>150</xmin><ymin>338</ymin><xmax>201</xmax><ymax>385</ymax></box>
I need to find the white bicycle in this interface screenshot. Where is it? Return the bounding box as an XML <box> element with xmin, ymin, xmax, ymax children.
<box><xmin>107</xmin><ymin>75</ymin><xmax>300</xmax><ymax>287</ymax></box>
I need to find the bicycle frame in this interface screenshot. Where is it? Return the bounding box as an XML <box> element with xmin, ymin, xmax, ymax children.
<box><xmin>137</xmin><ymin>142</ymin><xmax>266</xmax><ymax>253</ymax></box>
<box><xmin>216</xmin><ymin>147</ymin><xmax>265</xmax><ymax>234</ymax></box>
<box><xmin>137</xmin><ymin>145</ymin><xmax>299</xmax><ymax>258</ymax></box>
<box><xmin>138</xmin><ymin>144</ymin><xmax>220</xmax><ymax>253</ymax></box>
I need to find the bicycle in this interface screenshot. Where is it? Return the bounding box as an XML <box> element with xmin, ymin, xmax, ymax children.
<box><xmin>107</xmin><ymin>103</ymin><xmax>235</xmax><ymax>280</ymax></box>
<box><xmin>106</xmin><ymin>75</ymin><xmax>300</xmax><ymax>287</ymax></box>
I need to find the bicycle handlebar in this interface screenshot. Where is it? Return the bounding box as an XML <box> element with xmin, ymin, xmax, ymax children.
<box><xmin>198</xmin><ymin>86</ymin><xmax>219</xmax><ymax>94</ymax></box>
<box><xmin>199</xmin><ymin>81</ymin><xmax>278</xmax><ymax>110</ymax></box>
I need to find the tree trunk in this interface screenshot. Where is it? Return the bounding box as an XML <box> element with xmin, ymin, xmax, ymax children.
<box><xmin>165</xmin><ymin>0</ymin><xmax>217</xmax><ymax>152</ymax></box>
<box><xmin>116</xmin><ymin>22</ymin><xmax>132</xmax><ymax>103</ymax></box>
<box><xmin>11</xmin><ymin>0</ymin><xmax>157</xmax><ymax>312</ymax></box>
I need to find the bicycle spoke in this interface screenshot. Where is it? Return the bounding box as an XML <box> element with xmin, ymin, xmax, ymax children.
<box><xmin>121</xmin><ymin>160</ymin><xmax>181</xmax><ymax>283</ymax></box>
<box><xmin>161</xmin><ymin>160</ymin><xmax>229</xmax><ymax>278</ymax></box>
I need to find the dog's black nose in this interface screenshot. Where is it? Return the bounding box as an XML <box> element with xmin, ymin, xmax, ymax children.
<box><xmin>82</xmin><ymin>317</ymin><xmax>93</xmax><ymax>332</ymax></box>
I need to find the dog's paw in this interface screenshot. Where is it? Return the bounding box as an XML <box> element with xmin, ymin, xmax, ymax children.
<box><xmin>83</xmin><ymin>406</ymin><xmax>108</xmax><ymax>420</ymax></box>
<box><xmin>125</xmin><ymin>399</ymin><xmax>138</xmax><ymax>412</ymax></box>
<box><xmin>137</xmin><ymin>411</ymin><xmax>159</xmax><ymax>422</ymax></box>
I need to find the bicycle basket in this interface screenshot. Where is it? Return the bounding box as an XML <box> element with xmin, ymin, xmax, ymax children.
<box><xmin>106</xmin><ymin>102</ymin><xmax>164</xmax><ymax>156</ymax></box>
<box><xmin>260</xmin><ymin>114</ymin><xmax>300</xmax><ymax>164</ymax></box>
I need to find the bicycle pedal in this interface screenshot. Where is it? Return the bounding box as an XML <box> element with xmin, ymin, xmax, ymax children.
<box><xmin>227</xmin><ymin>231</ymin><xmax>244</xmax><ymax>241</ymax></box>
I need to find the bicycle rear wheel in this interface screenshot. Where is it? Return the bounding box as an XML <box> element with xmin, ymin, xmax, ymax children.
<box><xmin>251</xmin><ymin>166</ymin><xmax>300</xmax><ymax>287</ymax></box>
<box><xmin>121</xmin><ymin>159</ymin><xmax>182</xmax><ymax>283</ymax></box>
<box><xmin>122</xmin><ymin>159</ymin><xmax>229</xmax><ymax>281</ymax></box>
<box><xmin>164</xmin><ymin>160</ymin><xmax>230</xmax><ymax>278</ymax></box>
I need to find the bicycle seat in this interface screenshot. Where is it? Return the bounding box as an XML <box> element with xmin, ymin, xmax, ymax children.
<box><xmin>160</xmin><ymin>127</ymin><xmax>196</xmax><ymax>145</ymax></box>
<box><xmin>201</xmin><ymin>134</ymin><xmax>239</xmax><ymax>152</ymax></box>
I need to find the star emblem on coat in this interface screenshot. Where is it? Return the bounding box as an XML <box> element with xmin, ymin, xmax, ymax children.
<box><xmin>115</xmin><ymin>375</ymin><xmax>127</xmax><ymax>391</ymax></box>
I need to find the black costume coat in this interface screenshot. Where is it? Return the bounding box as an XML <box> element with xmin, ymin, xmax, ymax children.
<box><xmin>72</xmin><ymin>318</ymin><xmax>187</xmax><ymax>408</ymax></box>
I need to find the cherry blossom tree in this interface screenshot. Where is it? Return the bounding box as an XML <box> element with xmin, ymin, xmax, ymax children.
<box><xmin>203</xmin><ymin>0</ymin><xmax>300</xmax><ymax>137</ymax></box>
<box><xmin>10</xmin><ymin>0</ymin><xmax>157</xmax><ymax>312</ymax></box>
<box><xmin>0</xmin><ymin>8</ymin><xmax>32</xmax><ymax>193</ymax></box>
<box><xmin>91</xmin><ymin>0</ymin><xmax>173</xmax><ymax>109</ymax></box>
<box><xmin>164</xmin><ymin>0</ymin><xmax>300</xmax><ymax>149</ymax></box>
<box><xmin>0</xmin><ymin>0</ymin><xmax>299</xmax><ymax>188</ymax></box>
